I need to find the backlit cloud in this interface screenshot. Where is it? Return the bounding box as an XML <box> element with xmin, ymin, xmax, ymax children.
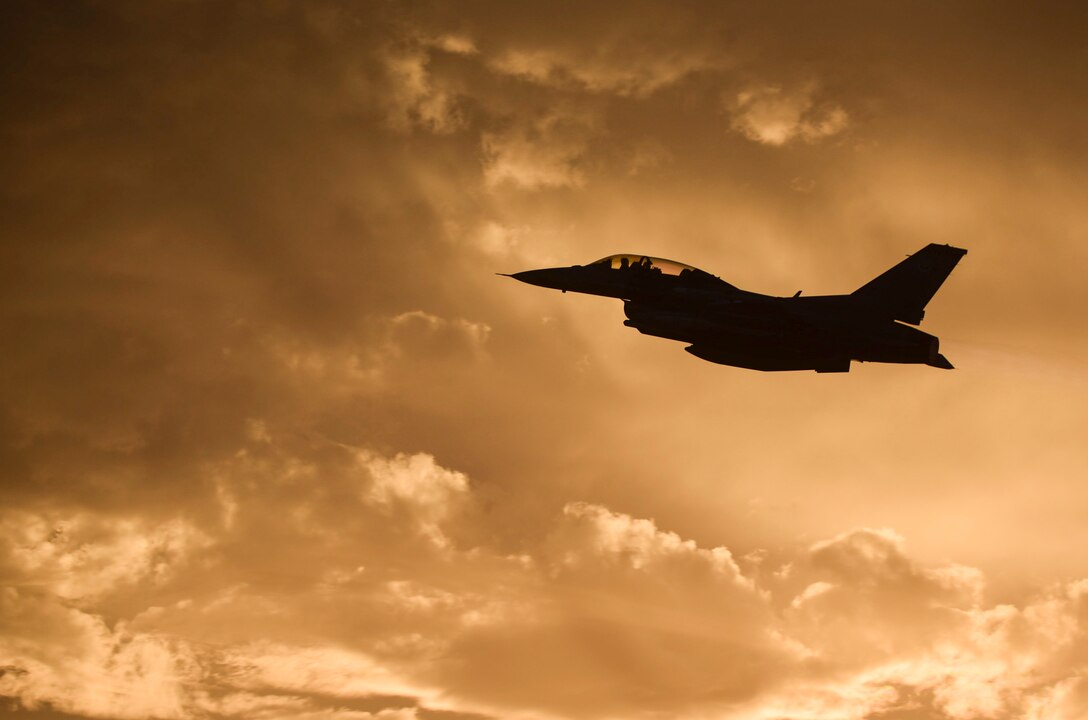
<box><xmin>0</xmin><ymin>513</ymin><xmax>210</xmax><ymax>603</ymax></box>
<box><xmin>5</xmin><ymin>454</ymin><xmax>1088</xmax><ymax>719</ymax></box>
<box><xmin>489</xmin><ymin>46</ymin><xmax>716</xmax><ymax>97</ymax></box>
<box><xmin>0</xmin><ymin>593</ymin><xmax>192</xmax><ymax>719</ymax></box>
<box><xmin>380</xmin><ymin>39</ymin><xmax>472</xmax><ymax>134</ymax></box>
<box><xmin>362</xmin><ymin>451</ymin><xmax>470</xmax><ymax>548</ymax></box>
<box><xmin>728</xmin><ymin>83</ymin><xmax>849</xmax><ymax>145</ymax></box>
<box><xmin>482</xmin><ymin>112</ymin><xmax>598</xmax><ymax>189</ymax></box>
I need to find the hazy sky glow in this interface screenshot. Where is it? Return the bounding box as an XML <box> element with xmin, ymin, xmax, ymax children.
<box><xmin>2</xmin><ymin>2</ymin><xmax>1088</xmax><ymax>719</ymax></box>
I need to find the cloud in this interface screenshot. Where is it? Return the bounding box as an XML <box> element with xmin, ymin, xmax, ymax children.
<box><xmin>551</xmin><ymin>502</ymin><xmax>749</xmax><ymax>584</ymax></box>
<box><xmin>7</xmin><ymin>459</ymin><xmax>1088</xmax><ymax>720</ymax></box>
<box><xmin>488</xmin><ymin>46</ymin><xmax>714</xmax><ymax>97</ymax></box>
<box><xmin>0</xmin><ymin>447</ymin><xmax>495</xmax><ymax>718</ymax></box>
<box><xmin>425</xmin><ymin>34</ymin><xmax>478</xmax><ymax>57</ymax></box>
<box><xmin>732</xmin><ymin>538</ymin><xmax>1088</xmax><ymax>720</ymax></box>
<box><xmin>775</xmin><ymin>527</ymin><xmax>985</xmax><ymax>684</ymax></box>
<box><xmin>474</xmin><ymin>2</ymin><xmax>732</xmax><ymax>98</ymax></box>
<box><xmin>727</xmin><ymin>83</ymin><xmax>849</xmax><ymax>145</ymax></box>
<box><xmin>385</xmin><ymin>312</ymin><xmax>491</xmax><ymax>359</ymax></box>
<box><xmin>362</xmin><ymin>450</ymin><xmax>470</xmax><ymax>547</ymax></box>
<box><xmin>0</xmin><ymin>591</ymin><xmax>193</xmax><ymax>719</ymax></box>
<box><xmin>0</xmin><ymin>512</ymin><xmax>210</xmax><ymax>603</ymax></box>
<box><xmin>381</xmin><ymin>49</ymin><xmax>464</xmax><ymax>134</ymax></box>
<box><xmin>625</xmin><ymin>140</ymin><xmax>674</xmax><ymax>176</ymax></box>
<box><xmin>467</xmin><ymin>221</ymin><xmax>526</xmax><ymax>258</ymax></box>
<box><xmin>742</xmin><ymin>585</ymin><xmax>1088</xmax><ymax>720</ymax></box>
<box><xmin>213</xmin><ymin>642</ymin><xmax>427</xmax><ymax>702</ymax></box>
<box><xmin>481</xmin><ymin>112</ymin><xmax>597</xmax><ymax>190</ymax></box>
<box><xmin>255</xmin><ymin>311</ymin><xmax>489</xmax><ymax>407</ymax></box>
<box><xmin>379</xmin><ymin>35</ymin><xmax>474</xmax><ymax>134</ymax></box>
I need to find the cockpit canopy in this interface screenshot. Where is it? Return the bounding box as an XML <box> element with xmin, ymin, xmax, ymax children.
<box><xmin>596</xmin><ymin>255</ymin><xmax>722</xmax><ymax>280</ymax></box>
<box><xmin>590</xmin><ymin>254</ymin><xmax>702</xmax><ymax>276</ymax></box>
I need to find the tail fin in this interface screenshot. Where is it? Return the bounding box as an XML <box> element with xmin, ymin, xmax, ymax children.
<box><xmin>851</xmin><ymin>243</ymin><xmax>967</xmax><ymax>325</ymax></box>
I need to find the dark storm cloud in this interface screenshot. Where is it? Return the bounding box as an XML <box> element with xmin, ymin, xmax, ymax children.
<box><xmin>1</xmin><ymin>1</ymin><xmax>479</xmax><ymax>505</ymax></box>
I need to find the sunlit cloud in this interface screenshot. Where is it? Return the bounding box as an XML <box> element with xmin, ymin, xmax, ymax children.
<box><xmin>0</xmin><ymin>594</ymin><xmax>193</xmax><ymax>719</ymax></box>
<box><xmin>385</xmin><ymin>311</ymin><xmax>491</xmax><ymax>358</ymax></box>
<box><xmin>214</xmin><ymin>642</ymin><xmax>428</xmax><ymax>703</ymax></box>
<box><xmin>489</xmin><ymin>46</ymin><xmax>715</xmax><ymax>97</ymax></box>
<box><xmin>380</xmin><ymin>47</ymin><xmax>467</xmax><ymax>134</ymax></box>
<box><xmin>362</xmin><ymin>450</ymin><xmax>470</xmax><ymax>548</ymax></box>
<box><xmin>482</xmin><ymin>112</ymin><xmax>597</xmax><ymax>189</ymax></box>
<box><xmin>469</xmin><ymin>220</ymin><xmax>526</xmax><ymax>258</ymax></box>
<box><xmin>727</xmin><ymin>83</ymin><xmax>849</xmax><ymax>145</ymax></box>
<box><xmin>0</xmin><ymin>513</ymin><xmax>210</xmax><ymax>603</ymax></box>
<box><xmin>5</xmin><ymin>465</ymin><xmax>1088</xmax><ymax>719</ymax></box>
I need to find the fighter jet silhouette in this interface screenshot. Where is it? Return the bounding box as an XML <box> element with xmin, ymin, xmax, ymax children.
<box><xmin>505</xmin><ymin>243</ymin><xmax>967</xmax><ymax>372</ymax></box>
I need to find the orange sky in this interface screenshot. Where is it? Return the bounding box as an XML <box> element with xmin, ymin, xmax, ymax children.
<box><xmin>2</xmin><ymin>2</ymin><xmax>1088</xmax><ymax>719</ymax></box>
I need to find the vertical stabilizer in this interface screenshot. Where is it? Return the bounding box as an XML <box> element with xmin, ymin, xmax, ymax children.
<box><xmin>851</xmin><ymin>243</ymin><xmax>967</xmax><ymax>325</ymax></box>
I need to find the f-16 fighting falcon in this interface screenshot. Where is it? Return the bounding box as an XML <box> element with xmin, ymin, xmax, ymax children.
<box><xmin>505</xmin><ymin>243</ymin><xmax>967</xmax><ymax>373</ymax></box>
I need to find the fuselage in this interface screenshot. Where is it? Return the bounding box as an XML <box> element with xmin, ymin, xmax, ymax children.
<box><xmin>508</xmin><ymin>251</ymin><xmax>961</xmax><ymax>373</ymax></box>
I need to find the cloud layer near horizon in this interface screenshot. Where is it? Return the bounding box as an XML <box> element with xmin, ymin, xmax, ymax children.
<box><xmin>2</xmin><ymin>1</ymin><xmax>1087</xmax><ymax>718</ymax></box>
<box><xmin>4</xmin><ymin>452</ymin><xmax>1088</xmax><ymax>719</ymax></box>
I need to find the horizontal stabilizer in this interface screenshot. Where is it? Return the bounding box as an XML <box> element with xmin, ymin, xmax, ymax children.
<box><xmin>851</xmin><ymin>243</ymin><xmax>967</xmax><ymax>325</ymax></box>
<box><xmin>928</xmin><ymin>353</ymin><xmax>955</xmax><ymax>369</ymax></box>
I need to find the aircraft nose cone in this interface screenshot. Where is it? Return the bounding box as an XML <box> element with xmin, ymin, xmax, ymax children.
<box><xmin>510</xmin><ymin>268</ymin><xmax>569</xmax><ymax>289</ymax></box>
